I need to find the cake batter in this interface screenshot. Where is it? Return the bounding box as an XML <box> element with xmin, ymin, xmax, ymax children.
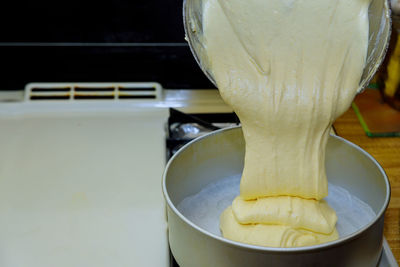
<box><xmin>202</xmin><ymin>0</ymin><xmax>371</xmax><ymax>247</ymax></box>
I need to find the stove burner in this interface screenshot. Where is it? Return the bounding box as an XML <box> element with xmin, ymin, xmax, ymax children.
<box><xmin>166</xmin><ymin>108</ymin><xmax>240</xmax><ymax>159</ymax></box>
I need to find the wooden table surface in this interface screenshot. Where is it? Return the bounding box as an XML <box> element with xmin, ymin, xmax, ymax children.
<box><xmin>334</xmin><ymin>107</ymin><xmax>400</xmax><ymax>264</ymax></box>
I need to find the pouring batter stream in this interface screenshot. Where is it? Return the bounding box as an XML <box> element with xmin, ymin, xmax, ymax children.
<box><xmin>201</xmin><ymin>0</ymin><xmax>371</xmax><ymax>247</ymax></box>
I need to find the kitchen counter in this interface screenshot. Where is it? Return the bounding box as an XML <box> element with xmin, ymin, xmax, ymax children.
<box><xmin>334</xmin><ymin>107</ymin><xmax>400</xmax><ymax>264</ymax></box>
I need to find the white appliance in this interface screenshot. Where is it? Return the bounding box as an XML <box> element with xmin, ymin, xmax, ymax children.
<box><xmin>0</xmin><ymin>83</ymin><xmax>169</xmax><ymax>267</ymax></box>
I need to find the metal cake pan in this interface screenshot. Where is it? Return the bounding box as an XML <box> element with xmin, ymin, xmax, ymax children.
<box><xmin>163</xmin><ymin>127</ymin><xmax>390</xmax><ymax>267</ymax></box>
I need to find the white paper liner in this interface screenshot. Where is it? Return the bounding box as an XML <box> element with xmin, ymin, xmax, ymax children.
<box><xmin>177</xmin><ymin>174</ymin><xmax>376</xmax><ymax>238</ymax></box>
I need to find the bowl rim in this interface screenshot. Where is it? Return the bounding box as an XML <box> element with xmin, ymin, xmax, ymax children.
<box><xmin>162</xmin><ymin>126</ymin><xmax>391</xmax><ymax>253</ymax></box>
<box><xmin>182</xmin><ymin>0</ymin><xmax>392</xmax><ymax>94</ymax></box>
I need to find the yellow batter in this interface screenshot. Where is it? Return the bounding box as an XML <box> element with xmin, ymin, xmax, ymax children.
<box><xmin>202</xmin><ymin>0</ymin><xmax>371</xmax><ymax>247</ymax></box>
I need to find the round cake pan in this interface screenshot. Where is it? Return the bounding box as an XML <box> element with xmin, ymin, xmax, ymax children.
<box><xmin>163</xmin><ymin>127</ymin><xmax>390</xmax><ymax>267</ymax></box>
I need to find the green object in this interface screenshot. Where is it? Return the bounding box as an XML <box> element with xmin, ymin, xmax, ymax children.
<box><xmin>352</xmin><ymin>102</ymin><xmax>373</xmax><ymax>136</ymax></box>
<box><xmin>352</xmin><ymin>87</ymin><xmax>400</xmax><ymax>137</ymax></box>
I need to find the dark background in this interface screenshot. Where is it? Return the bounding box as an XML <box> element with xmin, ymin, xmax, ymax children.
<box><xmin>0</xmin><ymin>0</ymin><xmax>214</xmax><ymax>90</ymax></box>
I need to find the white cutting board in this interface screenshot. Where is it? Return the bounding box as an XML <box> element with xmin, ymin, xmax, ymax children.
<box><xmin>0</xmin><ymin>103</ymin><xmax>169</xmax><ymax>267</ymax></box>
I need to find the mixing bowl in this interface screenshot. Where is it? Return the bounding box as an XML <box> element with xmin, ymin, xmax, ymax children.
<box><xmin>183</xmin><ymin>0</ymin><xmax>392</xmax><ymax>93</ymax></box>
<box><xmin>163</xmin><ymin>127</ymin><xmax>390</xmax><ymax>267</ymax></box>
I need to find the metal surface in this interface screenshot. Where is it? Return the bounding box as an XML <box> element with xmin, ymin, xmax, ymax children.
<box><xmin>163</xmin><ymin>127</ymin><xmax>391</xmax><ymax>267</ymax></box>
<box><xmin>183</xmin><ymin>0</ymin><xmax>392</xmax><ymax>93</ymax></box>
<box><xmin>381</xmin><ymin>238</ymin><xmax>400</xmax><ymax>267</ymax></box>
